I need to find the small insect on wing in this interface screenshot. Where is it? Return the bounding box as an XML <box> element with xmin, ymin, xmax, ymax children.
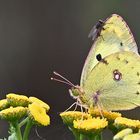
<box><xmin>88</xmin><ymin>26</ymin><xmax>98</xmax><ymax>40</ymax></box>
<box><xmin>88</xmin><ymin>20</ymin><xmax>105</xmax><ymax>41</ymax></box>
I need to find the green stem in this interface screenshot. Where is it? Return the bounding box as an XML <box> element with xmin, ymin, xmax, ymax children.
<box><xmin>19</xmin><ymin>117</ymin><xmax>29</xmax><ymax>128</ymax></box>
<box><xmin>12</xmin><ymin>121</ymin><xmax>23</xmax><ymax>140</ymax></box>
<box><xmin>88</xmin><ymin>135</ymin><xmax>95</xmax><ymax>140</ymax></box>
<box><xmin>95</xmin><ymin>133</ymin><xmax>102</xmax><ymax>140</ymax></box>
<box><xmin>23</xmin><ymin>118</ymin><xmax>33</xmax><ymax>140</ymax></box>
<box><xmin>87</xmin><ymin>133</ymin><xmax>100</xmax><ymax>140</ymax></box>
<box><xmin>70</xmin><ymin>127</ymin><xmax>80</xmax><ymax>140</ymax></box>
<box><xmin>80</xmin><ymin>134</ymin><xmax>86</xmax><ymax>140</ymax></box>
<box><xmin>109</xmin><ymin>123</ymin><xmax>120</xmax><ymax>135</ymax></box>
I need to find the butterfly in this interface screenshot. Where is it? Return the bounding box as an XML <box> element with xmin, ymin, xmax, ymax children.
<box><xmin>52</xmin><ymin>14</ymin><xmax>140</xmax><ymax>111</ymax></box>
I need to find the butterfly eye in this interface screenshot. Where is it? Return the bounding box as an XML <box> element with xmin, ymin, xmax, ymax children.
<box><xmin>96</xmin><ymin>54</ymin><xmax>102</xmax><ymax>61</ymax></box>
<box><xmin>113</xmin><ymin>69</ymin><xmax>122</xmax><ymax>81</ymax></box>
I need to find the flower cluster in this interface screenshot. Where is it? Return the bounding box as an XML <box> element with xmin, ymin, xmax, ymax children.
<box><xmin>113</xmin><ymin>128</ymin><xmax>140</xmax><ymax>140</ymax></box>
<box><xmin>60</xmin><ymin>110</ymin><xmax>108</xmax><ymax>140</ymax></box>
<box><xmin>0</xmin><ymin>93</ymin><xmax>50</xmax><ymax>140</ymax></box>
<box><xmin>113</xmin><ymin>117</ymin><xmax>140</xmax><ymax>140</ymax></box>
<box><xmin>60</xmin><ymin>108</ymin><xmax>140</xmax><ymax>140</ymax></box>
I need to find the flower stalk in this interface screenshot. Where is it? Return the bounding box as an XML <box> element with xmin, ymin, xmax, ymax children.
<box><xmin>11</xmin><ymin>121</ymin><xmax>23</xmax><ymax>140</ymax></box>
<box><xmin>19</xmin><ymin>117</ymin><xmax>29</xmax><ymax>128</ymax></box>
<box><xmin>23</xmin><ymin>118</ymin><xmax>33</xmax><ymax>140</ymax></box>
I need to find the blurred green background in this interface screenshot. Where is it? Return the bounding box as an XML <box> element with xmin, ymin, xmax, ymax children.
<box><xmin>0</xmin><ymin>0</ymin><xmax>139</xmax><ymax>140</ymax></box>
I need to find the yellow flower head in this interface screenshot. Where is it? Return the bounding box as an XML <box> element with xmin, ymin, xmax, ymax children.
<box><xmin>123</xmin><ymin>133</ymin><xmax>140</xmax><ymax>140</ymax></box>
<box><xmin>89</xmin><ymin>108</ymin><xmax>122</xmax><ymax>121</ymax></box>
<box><xmin>114</xmin><ymin>117</ymin><xmax>140</xmax><ymax>130</ymax></box>
<box><xmin>28</xmin><ymin>102</ymin><xmax>50</xmax><ymax>126</ymax></box>
<box><xmin>73</xmin><ymin>117</ymin><xmax>108</xmax><ymax>133</ymax></box>
<box><xmin>7</xmin><ymin>93</ymin><xmax>30</xmax><ymax>107</ymax></box>
<box><xmin>29</xmin><ymin>97</ymin><xmax>50</xmax><ymax>112</ymax></box>
<box><xmin>113</xmin><ymin>128</ymin><xmax>133</xmax><ymax>140</ymax></box>
<box><xmin>0</xmin><ymin>106</ymin><xmax>27</xmax><ymax>121</ymax></box>
<box><xmin>60</xmin><ymin>111</ymin><xmax>91</xmax><ymax>126</ymax></box>
<box><xmin>0</xmin><ymin>99</ymin><xmax>9</xmax><ymax>111</ymax></box>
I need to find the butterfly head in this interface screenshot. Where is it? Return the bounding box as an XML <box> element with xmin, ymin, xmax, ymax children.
<box><xmin>69</xmin><ymin>85</ymin><xmax>84</xmax><ymax>99</ymax></box>
<box><xmin>51</xmin><ymin>71</ymin><xmax>86</xmax><ymax>102</ymax></box>
<box><xmin>69</xmin><ymin>86</ymin><xmax>90</xmax><ymax>109</ymax></box>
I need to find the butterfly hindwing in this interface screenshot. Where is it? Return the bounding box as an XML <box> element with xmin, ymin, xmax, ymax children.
<box><xmin>82</xmin><ymin>51</ymin><xmax>140</xmax><ymax>111</ymax></box>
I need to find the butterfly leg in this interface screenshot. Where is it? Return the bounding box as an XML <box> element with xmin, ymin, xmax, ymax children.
<box><xmin>64</xmin><ymin>102</ymin><xmax>78</xmax><ymax>112</ymax></box>
<box><xmin>74</xmin><ymin>100</ymin><xmax>78</xmax><ymax>111</ymax></box>
<box><xmin>93</xmin><ymin>91</ymin><xmax>104</xmax><ymax>118</ymax></box>
<box><xmin>97</xmin><ymin>102</ymin><xmax>104</xmax><ymax>118</ymax></box>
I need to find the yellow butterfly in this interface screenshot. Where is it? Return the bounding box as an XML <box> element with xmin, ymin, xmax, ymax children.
<box><xmin>52</xmin><ymin>14</ymin><xmax>140</xmax><ymax>111</ymax></box>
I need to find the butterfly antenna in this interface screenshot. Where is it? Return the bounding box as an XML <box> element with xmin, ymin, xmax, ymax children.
<box><xmin>53</xmin><ymin>71</ymin><xmax>75</xmax><ymax>86</ymax></box>
<box><xmin>51</xmin><ymin>71</ymin><xmax>76</xmax><ymax>87</ymax></box>
<box><xmin>51</xmin><ymin>77</ymin><xmax>74</xmax><ymax>87</ymax></box>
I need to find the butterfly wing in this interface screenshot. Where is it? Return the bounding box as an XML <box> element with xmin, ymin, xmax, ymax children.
<box><xmin>82</xmin><ymin>51</ymin><xmax>140</xmax><ymax>111</ymax></box>
<box><xmin>80</xmin><ymin>14</ymin><xmax>138</xmax><ymax>87</ymax></box>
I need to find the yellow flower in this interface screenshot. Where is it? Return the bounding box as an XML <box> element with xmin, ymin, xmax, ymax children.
<box><xmin>7</xmin><ymin>93</ymin><xmax>30</xmax><ymax>107</ymax></box>
<box><xmin>28</xmin><ymin>102</ymin><xmax>50</xmax><ymax>126</ymax></box>
<box><xmin>123</xmin><ymin>133</ymin><xmax>140</xmax><ymax>140</ymax></box>
<box><xmin>0</xmin><ymin>99</ymin><xmax>9</xmax><ymax>111</ymax></box>
<box><xmin>0</xmin><ymin>106</ymin><xmax>27</xmax><ymax>121</ymax></box>
<box><xmin>60</xmin><ymin>111</ymin><xmax>91</xmax><ymax>126</ymax></box>
<box><xmin>114</xmin><ymin>117</ymin><xmax>140</xmax><ymax>129</ymax></box>
<box><xmin>73</xmin><ymin>117</ymin><xmax>108</xmax><ymax>133</ymax></box>
<box><xmin>29</xmin><ymin>97</ymin><xmax>50</xmax><ymax>112</ymax></box>
<box><xmin>89</xmin><ymin>108</ymin><xmax>122</xmax><ymax>121</ymax></box>
<box><xmin>113</xmin><ymin>128</ymin><xmax>133</xmax><ymax>140</ymax></box>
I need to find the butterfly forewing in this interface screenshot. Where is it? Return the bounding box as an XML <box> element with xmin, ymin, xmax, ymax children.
<box><xmin>80</xmin><ymin>14</ymin><xmax>138</xmax><ymax>88</ymax></box>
